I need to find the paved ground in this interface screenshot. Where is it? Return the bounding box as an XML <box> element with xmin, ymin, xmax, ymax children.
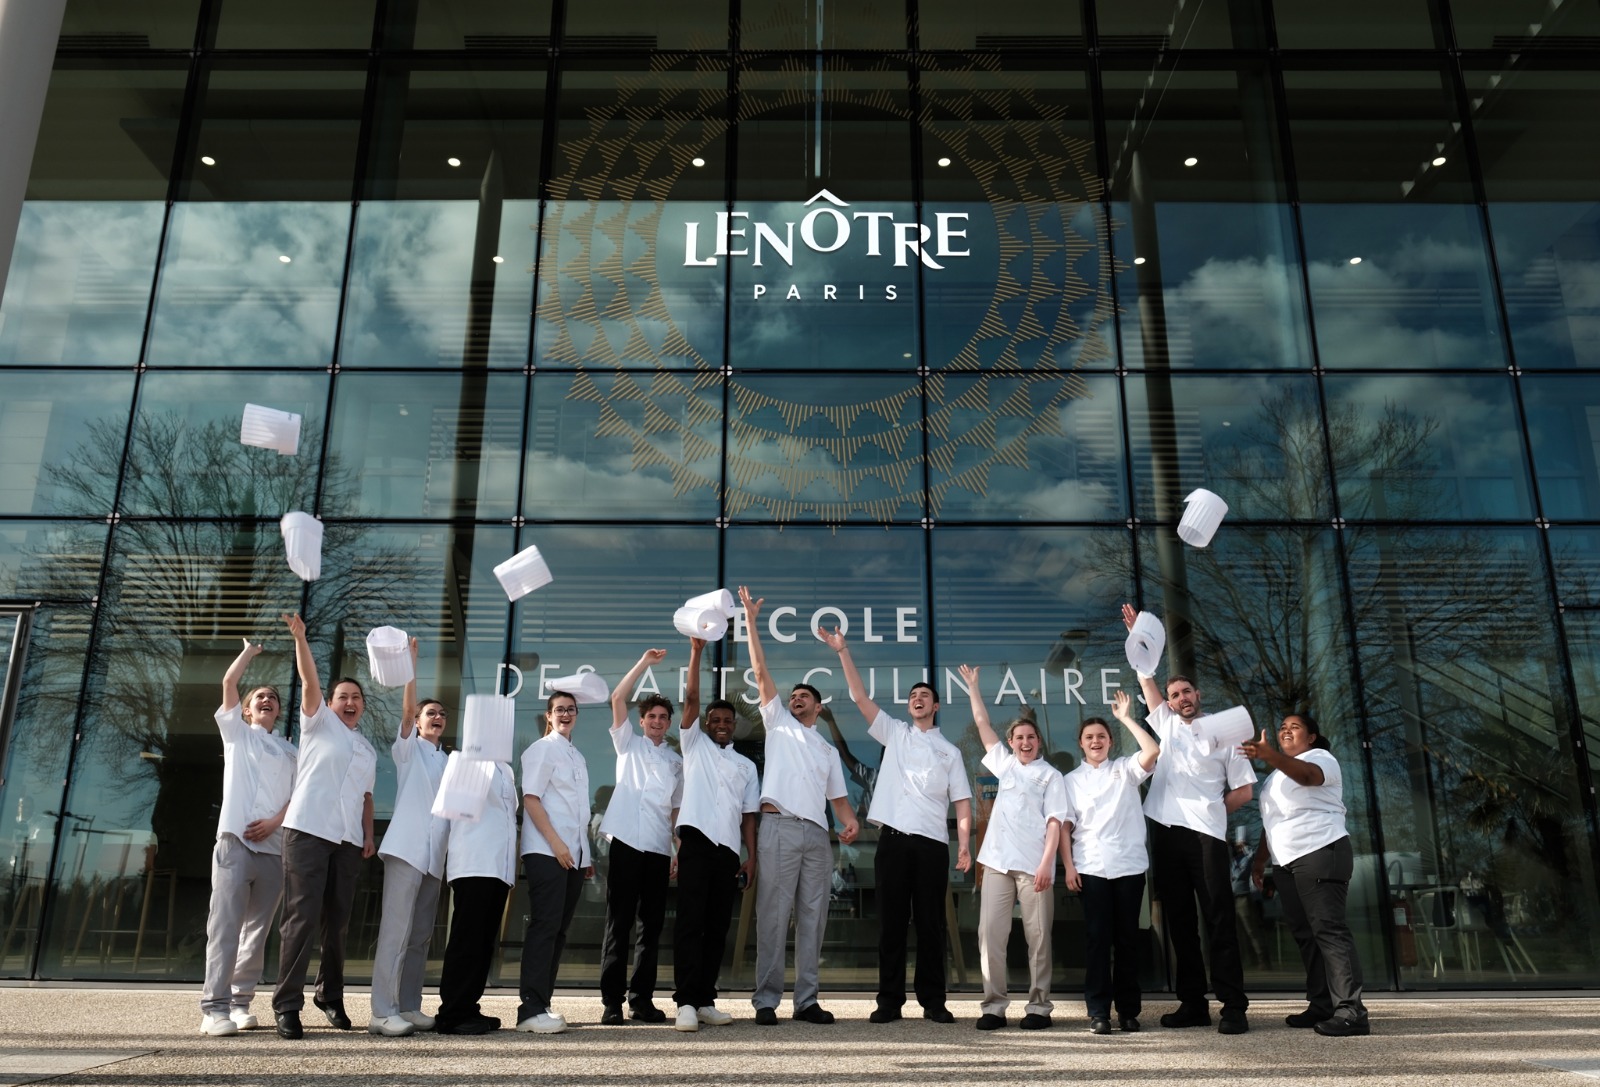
<box><xmin>0</xmin><ymin>989</ymin><xmax>1594</xmax><ymax>1086</ymax></box>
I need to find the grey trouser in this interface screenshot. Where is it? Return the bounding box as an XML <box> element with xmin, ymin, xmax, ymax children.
<box><xmin>369</xmin><ymin>856</ymin><xmax>442</xmax><ymax>1019</ymax></box>
<box><xmin>1277</xmin><ymin>836</ymin><xmax>1368</xmax><ymax>1023</ymax></box>
<box><xmin>752</xmin><ymin>813</ymin><xmax>832</xmax><ymax>1013</ymax></box>
<box><xmin>978</xmin><ymin>866</ymin><xmax>1054</xmax><ymax>1017</ymax></box>
<box><xmin>201</xmin><ymin>834</ymin><xmax>284</xmax><ymax>1016</ymax></box>
<box><xmin>272</xmin><ymin>829</ymin><xmax>363</xmax><ymax>1014</ymax></box>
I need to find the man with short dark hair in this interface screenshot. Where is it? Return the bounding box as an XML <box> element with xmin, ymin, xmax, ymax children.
<box><xmin>739</xmin><ymin>587</ymin><xmax>859</xmax><ymax>1026</ymax></box>
<box><xmin>820</xmin><ymin>627</ymin><xmax>972</xmax><ymax>1023</ymax></box>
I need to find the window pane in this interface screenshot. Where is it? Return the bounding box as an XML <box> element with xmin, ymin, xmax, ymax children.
<box><xmin>1522</xmin><ymin>376</ymin><xmax>1600</xmax><ymax>521</ymax></box>
<box><xmin>928</xmin><ymin>373</ymin><xmax>1125</xmax><ymax>523</ymax></box>
<box><xmin>59</xmin><ymin>0</ymin><xmax>203</xmax><ymax>49</ymax></box>
<box><xmin>742</xmin><ymin>0</ymin><xmax>907</xmax><ymax>50</ymax></box>
<box><xmin>1273</xmin><ymin>1</ymin><xmax>1440</xmax><ymax>48</ymax></box>
<box><xmin>214</xmin><ymin>0</ymin><xmax>376</xmax><ymax>49</ymax></box>
<box><xmin>1126</xmin><ymin>374</ymin><xmax>1332</xmax><ymax>522</ymax></box>
<box><xmin>726</xmin><ymin>375</ymin><xmax>923</xmax><ymax>523</ymax></box>
<box><xmin>522</xmin><ymin>371</ymin><xmax>722</xmax><ymax>522</ymax></box>
<box><xmin>1094</xmin><ymin>0</ymin><xmax>1263</xmax><ymax>49</ymax></box>
<box><xmin>1347</xmin><ymin>526</ymin><xmax>1600</xmax><ymax>985</ymax></box>
<box><xmin>0</xmin><ymin>370</ymin><xmax>136</xmax><ymax>516</ymax></box>
<box><xmin>383</xmin><ymin>0</ymin><xmax>554</xmax><ymax>49</ymax></box>
<box><xmin>1450</xmin><ymin>0</ymin><xmax>1600</xmax><ymax>49</ymax></box>
<box><xmin>1550</xmin><ymin>528</ymin><xmax>1600</xmax><ymax>609</ymax></box>
<box><xmin>122</xmin><ymin>371</ymin><xmax>327</xmax><ymax>517</ymax></box>
<box><xmin>323</xmin><ymin>372</ymin><xmax>524</xmax><ymax>520</ymax></box>
<box><xmin>1324</xmin><ymin>374</ymin><xmax>1533</xmax><ymax>521</ymax></box>
<box><xmin>1560</xmin><ymin>613</ymin><xmax>1600</xmax><ymax>813</ymax></box>
<box><xmin>0</xmin><ymin>523</ymin><xmax>106</xmax><ymax>600</ymax></box>
<box><xmin>1103</xmin><ymin>64</ymin><xmax>1310</xmax><ymax>369</ymax></box>
<box><xmin>917</xmin><ymin>1</ymin><xmax>1081</xmax><ymax>50</ymax></box>
<box><xmin>565</xmin><ymin>0</ymin><xmax>728</xmax><ymax>50</ymax></box>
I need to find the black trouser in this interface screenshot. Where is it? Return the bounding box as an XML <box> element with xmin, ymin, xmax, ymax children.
<box><xmin>516</xmin><ymin>854</ymin><xmax>583</xmax><ymax>1021</ymax></box>
<box><xmin>272</xmin><ymin>829</ymin><xmax>362</xmax><ymax>1013</ymax></box>
<box><xmin>874</xmin><ymin>826</ymin><xmax>950</xmax><ymax>1012</ymax></box>
<box><xmin>1276</xmin><ymin>837</ymin><xmax>1367</xmax><ymax>1023</ymax></box>
<box><xmin>436</xmin><ymin>876</ymin><xmax>510</xmax><ymax>1029</ymax></box>
<box><xmin>672</xmin><ymin>826</ymin><xmax>740</xmax><ymax>1009</ymax></box>
<box><xmin>1080</xmin><ymin>872</ymin><xmax>1146</xmax><ymax>1020</ymax></box>
<box><xmin>1148</xmin><ymin>820</ymin><xmax>1248</xmax><ymax>1011</ymax></box>
<box><xmin>599</xmin><ymin>838</ymin><xmax>671</xmax><ymax>1008</ymax></box>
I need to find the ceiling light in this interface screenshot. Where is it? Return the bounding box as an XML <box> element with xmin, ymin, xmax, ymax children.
<box><xmin>1432</xmin><ymin>156</ymin><xmax>1447</xmax><ymax>166</ymax></box>
<box><xmin>278</xmin><ymin>255</ymin><xmax>291</xmax><ymax>264</ymax></box>
<box><xmin>1183</xmin><ymin>156</ymin><xmax>1198</xmax><ymax>167</ymax></box>
<box><xmin>447</xmin><ymin>157</ymin><xmax>462</xmax><ymax>167</ymax></box>
<box><xmin>692</xmin><ymin>157</ymin><xmax>706</xmax><ymax>167</ymax></box>
<box><xmin>1349</xmin><ymin>257</ymin><xmax>1362</xmax><ymax>265</ymax></box>
<box><xmin>1133</xmin><ymin>256</ymin><xmax>1146</xmax><ymax>266</ymax></box>
<box><xmin>492</xmin><ymin>255</ymin><xmax>505</xmax><ymax>264</ymax></box>
<box><xmin>903</xmin><ymin>352</ymin><xmax>913</xmax><ymax>358</ymax></box>
<box><xmin>200</xmin><ymin>155</ymin><xmax>216</xmax><ymax>166</ymax></box>
<box><xmin>937</xmin><ymin>157</ymin><xmax>952</xmax><ymax>167</ymax></box>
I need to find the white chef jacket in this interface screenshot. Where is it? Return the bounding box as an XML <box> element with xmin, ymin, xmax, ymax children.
<box><xmin>1259</xmin><ymin>748</ymin><xmax>1348</xmax><ymax>866</ymax></box>
<box><xmin>598</xmin><ymin>720</ymin><xmax>684</xmax><ymax>856</ymax></box>
<box><xmin>213</xmin><ymin>704</ymin><xmax>298</xmax><ymax>855</ymax></box>
<box><xmin>757</xmin><ymin>697</ymin><xmax>847</xmax><ymax>829</ymax></box>
<box><xmin>1063</xmin><ymin>754</ymin><xmax>1153</xmax><ymax>879</ymax></box>
<box><xmin>676</xmin><ymin>717</ymin><xmax>760</xmax><ymax>856</ymax></box>
<box><xmin>446</xmin><ymin>761</ymin><xmax>519</xmax><ymax>885</ymax></box>
<box><xmin>283</xmin><ymin>703</ymin><xmax>377</xmax><ymax>847</ymax></box>
<box><xmin>519</xmin><ymin>730</ymin><xmax>591</xmax><ymax>867</ymax></box>
<box><xmin>976</xmin><ymin>742</ymin><xmax>1068</xmax><ymax>874</ymax></box>
<box><xmin>866</xmin><ymin>710</ymin><xmax>972</xmax><ymax>842</ymax></box>
<box><xmin>1142</xmin><ymin>702</ymin><xmax>1256</xmax><ymax>841</ymax></box>
<box><xmin>378</xmin><ymin>724</ymin><xmax>449</xmax><ymax>879</ymax></box>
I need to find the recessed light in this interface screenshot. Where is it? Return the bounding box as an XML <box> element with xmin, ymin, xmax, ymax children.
<box><xmin>1349</xmin><ymin>257</ymin><xmax>1362</xmax><ymax>265</ymax></box>
<box><xmin>937</xmin><ymin>157</ymin><xmax>952</xmax><ymax>167</ymax></box>
<box><xmin>1183</xmin><ymin>156</ymin><xmax>1198</xmax><ymax>167</ymax></box>
<box><xmin>692</xmin><ymin>157</ymin><xmax>706</xmax><ymax>167</ymax></box>
<box><xmin>903</xmin><ymin>352</ymin><xmax>913</xmax><ymax>358</ymax></box>
<box><xmin>1432</xmin><ymin>155</ymin><xmax>1447</xmax><ymax>166</ymax></box>
<box><xmin>492</xmin><ymin>255</ymin><xmax>505</xmax><ymax>264</ymax></box>
<box><xmin>278</xmin><ymin>255</ymin><xmax>291</xmax><ymax>264</ymax></box>
<box><xmin>447</xmin><ymin>157</ymin><xmax>462</xmax><ymax>167</ymax></box>
<box><xmin>200</xmin><ymin>155</ymin><xmax>216</xmax><ymax>166</ymax></box>
<box><xmin>1133</xmin><ymin>256</ymin><xmax>1146</xmax><ymax>266</ymax></box>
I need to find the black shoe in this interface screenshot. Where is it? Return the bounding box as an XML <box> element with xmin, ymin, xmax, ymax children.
<box><xmin>792</xmin><ymin>1003</ymin><xmax>835</xmax><ymax>1024</ymax></box>
<box><xmin>1217</xmin><ymin>1009</ymin><xmax>1249</xmax><ymax>1035</ymax></box>
<box><xmin>629</xmin><ymin>1003</ymin><xmax>667</xmax><ymax>1024</ymax></box>
<box><xmin>1089</xmin><ymin>1017</ymin><xmax>1113</xmax><ymax>1035</ymax></box>
<box><xmin>313</xmin><ymin>997</ymin><xmax>352</xmax><ymax>1030</ymax></box>
<box><xmin>1285</xmin><ymin>1008</ymin><xmax>1330</xmax><ymax>1029</ymax></box>
<box><xmin>975</xmin><ymin>1013</ymin><xmax>1006</xmax><ymax>1031</ymax></box>
<box><xmin>274</xmin><ymin>1011</ymin><xmax>303</xmax><ymax>1039</ymax></box>
<box><xmin>437</xmin><ymin>1015</ymin><xmax>500</xmax><ymax>1035</ymax></box>
<box><xmin>754</xmin><ymin>1007</ymin><xmax>778</xmax><ymax>1026</ymax></box>
<box><xmin>923</xmin><ymin>1007</ymin><xmax>955</xmax><ymax>1024</ymax></box>
<box><xmin>1314</xmin><ymin>1016</ymin><xmax>1370</xmax><ymax>1037</ymax></box>
<box><xmin>1119</xmin><ymin>1017</ymin><xmax>1141</xmax><ymax>1033</ymax></box>
<box><xmin>601</xmin><ymin>1005</ymin><xmax>625</xmax><ymax>1025</ymax></box>
<box><xmin>1160</xmin><ymin>1003</ymin><xmax>1211</xmax><ymax>1029</ymax></box>
<box><xmin>1019</xmin><ymin>1013</ymin><xmax>1051</xmax><ymax>1031</ymax></box>
<box><xmin>869</xmin><ymin>1008</ymin><xmax>902</xmax><ymax>1024</ymax></box>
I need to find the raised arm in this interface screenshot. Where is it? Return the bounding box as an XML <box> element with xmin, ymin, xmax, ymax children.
<box><xmin>400</xmin><ymin>637</ymin><xmax>419</xmax><ymax>738</ymax></box>
<box><xmin>1121</xmin><ymin>603</ymin><xmax>1165</xmax><ymax>712</ymax></box>
<box><xmin>221</xmin><ymin>637</ymin><xmax>263</xmax><ymax>712</ymax></box>
<box><xmin>738</xmin><ymin>586</ymin><xmax>777</xmax><ymax>705</ymax></box>
<box><xmin>1111</xmin><ymin>690</ymin><xmax>1160</xmax><ymax>773</ymax></box>
<box><xmin>817</xmin><ymin>626</ymin><xmax>879</xmax><ymax>723</ymax></box>
<box><xmin>1240</xmin><ymin>730</ymin><xmax>1325</xmax><ymax>788</ymax></box>
<box><xmin>283</xmin><ymin>612</ymin><xmax>322</xmax><ymax>715</ymax></box>
<box><xmin>682</xmin><ymin>637</ymin><xmax>705</xmax><ymax>729</ymax></box>
<box><xmin>960</xmin><ymin>664</ymin><xmax>999</xmax><ymax>751</ymax></box>
<box><xmin>613</xmin><ymin>648</ymin><xmax>668</xmax><ymax>729</ymax></box>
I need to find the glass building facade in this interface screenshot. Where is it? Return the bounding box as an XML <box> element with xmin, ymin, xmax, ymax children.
<box><xmin>0</xmin><ymin>0</ymin><xmax>1597</xmax><ymax>995</ymax></box>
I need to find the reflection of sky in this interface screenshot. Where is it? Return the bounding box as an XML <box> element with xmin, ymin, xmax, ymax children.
<box><xmin>1488</xmin><ymin>202</ymin><xmax>1600</xmax><ymax>369</ymax></box>
<box><xmin>147</xmin><ymin>202</ymin><xmax>351</xmax><ymax>366</ymax></box>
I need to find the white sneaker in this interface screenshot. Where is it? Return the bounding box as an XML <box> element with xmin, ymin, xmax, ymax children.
<box><xmin>399</xmin><ymin>1011</ymin><xmax>435</xmax><ymax>1030</ymax></box>
<box><xmin>697</xmin><ymin>1005</ymin><xmax>733</xmax><ymax>1026</ymax></box>
<box><xmin>200</xmin><ymin>1014</ymin><xmax>239</xmax><ymax>1037</ymax></box>
<box><xmin>367</xmin><ymin>1014</ymin><xmax>418</xmax><ymax>1037</ymax></box>
<box><xmin>675</xmin><ymin>1006</ymin><xmax>700</xmax><ymax>1032</ymax></box>
<box><xmin>550</xmin><ymin>1009</ymin><xmax>568</xmax><ymax>1027</ymax></box>
<box><xmin>229</xmin><ymin>1009</ymin><xmax>259</xmax><ymax>1031</ymax></box>
<box><xmin>515</xmin><ymin>1013</ymin><xmax>567</xmax><ymax>1034</ymax></box>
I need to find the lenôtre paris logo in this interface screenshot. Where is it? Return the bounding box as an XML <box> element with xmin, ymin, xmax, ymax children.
<box><xmin>680</xmin><ymin>189</ymin><xmax>972</xmax><ymax>301</ymax></box>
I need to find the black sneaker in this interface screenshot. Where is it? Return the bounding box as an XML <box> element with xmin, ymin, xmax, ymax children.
<box><xmin>754</xmin><ymin>1007</ymin><xmax>779</xmax><ymax>1026</ymax></box>
<box><xmin>1217</xmin><ymin>1009</ymin><xmax>1249</xmax><ymax>1035</ymax></box>
<box><xmin>1314</xmin><ymin>1016</ymin><xmax>1370</xmax><ymax>1037</ymax></box>
<box><xmin>792</xmin><ymin>1004</ymin><xmax>835</xmax><ymax>1024</ymax></box>
<box><xmin>437</xmin><ymin>1015</ymin><xmax>500</xmax><ymax>1035</ymax></box>
<box><xmin>312</xmin><ymin>998</ymin><xmax>351</xmax><ymax>1030</ymax></box>
<box><xmin>630</xmin><ymin>1003</ymin><xmax>667</xmax><ymax>1023</ymax></box>
<box><xmin>601</xmin><ymin>1005</ymin><xmax>625</xmax><ymax>1025</ymax></box>
<box><xmin>1285</xmin><ymin>1008</ymin><xmax>1329</xmax><ymax>1028</ymax></box>
<box><xmin>274</xmin><ymin>1011</ymin><xmax>303</xmax><ymax>1039</ymax></box>
<box><xmin>1089</xmin><ymin>1017</ymin><xmax>1113</xmax><ymax>1035</ymax></box>
<box><xmin>869</xmin><ymin>1008</ymin><xmax>902</xmax><ymax>1024</ymax></box>
<box><xmin>975</xmin><ymin>1013</ymin><xmax>1006</xmax><ymax>1031</ymax></box>
<box><xmin>1159</xmin><ymin>1003</ymin><xmax>1211</xmax><ymax>1029</ymax></box>
<box><xmin>1019</xmin><ymin>1013</ymin><xmax>1051</xmax><ymax>1030</ymax></box>
<box><xmin>923</xmin><ymin>1007</ymin><xmax>956</xmax><ymax>1024</ymax></box>
<box><xmin>1119</xmin><ymin>1017</ymin><xmax>1141</xmax><ymax>1033</ymax></box>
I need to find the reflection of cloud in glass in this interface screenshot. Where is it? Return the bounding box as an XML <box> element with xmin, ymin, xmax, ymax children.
<box><xmin>1126</xmin><ymin>254</ymin><xmax>1307</xmax><ymax>368</ymax></box>
<box><xmin>147</xmin><ymin>202</ymin><xmax>351</xmax><ymax>366</ymax></box>
<box><xmin>1488</xmin><ymin>202</ymin><xmax>1600</xmax><ymax>369</ymax></box>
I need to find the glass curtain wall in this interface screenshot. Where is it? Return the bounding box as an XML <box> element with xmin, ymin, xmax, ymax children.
<box><xmin>0</xmin><ymin>0</ymin><xmax>1596</xmax><ymax>991</ymax></box>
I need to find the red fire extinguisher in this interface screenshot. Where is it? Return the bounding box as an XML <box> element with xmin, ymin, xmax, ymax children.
<box><xmin>1392</xmin><ymin>897</ymin><xmax>1417</xmax><ymax>967</ymax></box>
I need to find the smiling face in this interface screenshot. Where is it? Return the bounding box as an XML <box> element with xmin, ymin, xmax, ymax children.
<box><xmin>705</xmin><ymin>705</ymin><xmax>737</xmax><ymax>746</ymax></box>
<box><xmin>243</xmin><ymin>686</ymin><xmax>282</xmax><ymax>730</ymax></box>
<box><xmin>546</xmin><ymin>694</ymin><xmax>578</xmax><ymax>738</ymax></box>
<box><xmin>788</xmin><ymin>685</ymin><xmax>821</xmax><ymax>723</ymax></box>
<box><xmin>415</xmin><ymin>700</ymin><xmax>446</xmax><ymax>745</ymax></box>
<box><xmin>907</xmin><ymin>682</ymin><xmax>939</xmax><ymax>724</ymax></box>
<box><xmin>640</xmin><ymin>700</ymin><xmax>673</xmax><ymax>744</ymax></box>
<box><xmin>1166</xmin><ymin>678</ymin><xmax>1201</xmax><ymax>721</ymax></box>
<box><xmin>1078</xmin><ymin>720</ymin><xmax>1113</xmax><ymax>766</ymax></box>
<box><xmin>1278</xmin><ymin>715</ymin><xmax>1316</xmax><ymax>758</ymax></box>
<box><xmin>1009</xmin><ymin>721</ymin><xmax>1043</xmax><ymax>764</ymax></box>
<box><xmin>330</xmin><ymin>681</ymin><xmax>365</xmax><ymax>729</ymax></box>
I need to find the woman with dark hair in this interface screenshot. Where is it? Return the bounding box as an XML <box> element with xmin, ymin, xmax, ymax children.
<box><xmin>1241</xmin><ymin>714</ymin><xmax>1370</xmax><ymax>1037</ymax></box>
<box><xmin>1060</xmin><ymin>690</ymin><xmax>1159</xmax><ymax>1035</ymax></box>
<box><xmin>368</xmin><ymin>638</ymin><xmax>449</xmax><ymax>1036</ymax></box>
<box><xmin>515</xmin><ymin>689</ymin><xmax>592</xmax><ymax>1034</ymax></box>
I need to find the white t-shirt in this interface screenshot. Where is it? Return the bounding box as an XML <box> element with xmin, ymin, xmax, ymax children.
<box><xmin>519</xmin><ymin>731</ymin><xmax>591</xmax><ymax>867</ymax></box>
<box><xmin>1142</xmin><ymin>702</ymin><xmax>1256</xmax><ymax>840</ymax></box>
<box><xmin>446</xmin><ymin>761</ymin><xmax>519</xmax><ymax>886</ymax></box>
<box><xmin>976</xmin><ymin>742</ymin><xmax>1068</xmax><ymax>875</ymax></box>
<box><xmin>378</xmin><ymin>725</ymin><xmax>449</xmax><ymax>879</ymax></box>
<box><xmin>283</xmin><ymin>703</ymin><xmax>377</xmax><ymax>847</ymax></box>
<box><xmin>213</xmin><ymin>704</ymin><xmax>298</xmax><ymax>855</ymax></box>
<box><xmin>676</xmin><ymin>718</ymin><xmax>760</xmax><ymax>856</ymax></box>
<box><xmin>1063</xmin><ymin>754</ymin><xmax>1153</xmax><ymax>880</ymax></box>
<box><xmin>1259</xmin><ymin>748</ymin><xmax>1348</xmax><ymax>866</ymax></box>
<box><xmin>598</xmin><ymin>721</ymin><xmax>684</xmax><ymax>856</ymax></box>
<box><xmin>757</xmin><ymin>697</ymin><xmax>847</xmax><ymax>829</ymax></box>
<box><xmin>866</xmin><ymin>711</ymin><xmax>972</xmax><ymax>843</ymax></box>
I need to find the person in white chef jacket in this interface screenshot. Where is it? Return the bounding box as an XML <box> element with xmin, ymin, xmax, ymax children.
<box><xmin>199</xmin><ymin>638</ymin><xmax>297</xmax><ymax>1037</ymax></box>
<box><xmin>368</xmin><ymin>638</ymin><xmax>449</xmax><ymax>1037</ymax></box>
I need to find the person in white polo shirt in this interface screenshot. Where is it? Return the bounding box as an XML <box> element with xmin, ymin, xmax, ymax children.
<box><xmin>368</xmin><ymin>638</ymin><xmax>449</xmax><ymax>1037</ymax></box>
<box><xmin>271</xmin><ymin>613</ymin><xmax>377</xmax><ymax>1040</ymax></box>
<box><xmin>433</xmin><ymin>751</ymin><xmax>519</xmax><ymax>1035</ymax></box>
<box><xmin>1121</xmin><ymin>603</ymin><xmax>1255</xmax><ymax>1035</ymax></box>
<box><xmin>818</xmin><ymin>626</ymin><xmax>972</xmax><ymax>1025</ymax></box>
<box><xmin>739</xmin><ymin>586</ymin><xmax>859</xmax><ymax>1027</ymax></box>
<box><xmin>515</xmin><ymin>688</ymin><xmax>592</xmax><ymax>1035</ymax></box>
<box><xmin>1242</xmin><ymin>713</ymin><xmax>1370</xmax><ymax>1037</ymax></box>
<box><xmin>671</xmin><ymin>635</ymin><xmax>759</xmax><ymax>1032</ymax></box>
<box><xmin>1060</xmin><ymin>690</ymin><xmax>1160</xmax><ymax>1035</ymax></box>
<box><xmin>200</xmin><ymin>638</ymin><xmax>297</xmax><ymax>1037</ymax></box>
<box><xmin>597</xmin><ymin>648</ymin><xmax>685</xmax><ymax>1026</ymax></box>
<box><xmin>966</xmin><ymin>666</ymin><xmax>1067</xmax><ymax>1033</ymax></box>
